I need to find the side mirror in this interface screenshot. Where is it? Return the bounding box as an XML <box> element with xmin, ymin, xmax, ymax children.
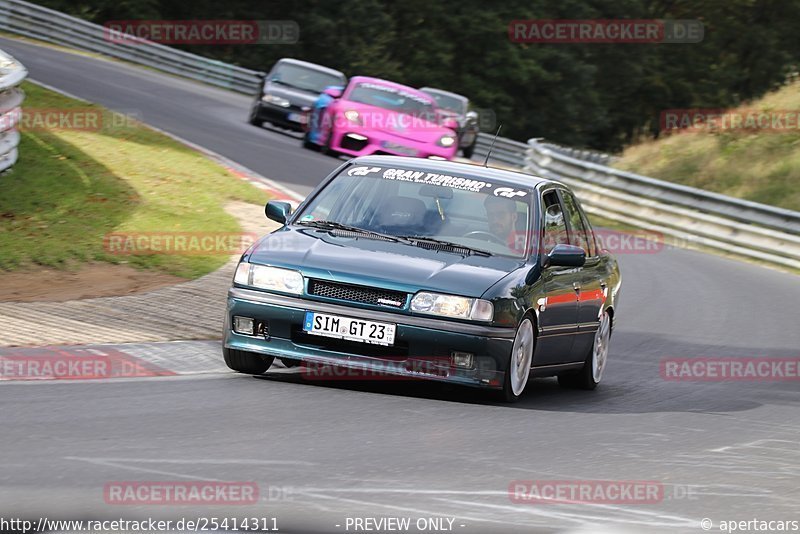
<box><xmin>465</xmin><ymin>110</ymin><xmax>479</xmax><ymax>122</ymax></box>
<box><xmin>266</xmin><ymin>200</ymin><xmax>292</xmax><ymax>224</ymax></box>
<box><xmin>543</xmin><ymin>244</ymin><xmax>586</xmax><ymax>268</ymax></box>
<box><xmin>323</xmin><ymin>87</ymin><xmax>343</xmax><ymax>99</ymax></box>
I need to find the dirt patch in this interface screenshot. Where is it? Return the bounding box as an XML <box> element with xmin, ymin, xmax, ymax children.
<box><xmin>0</xmin><ymin>263</ymin><xmax>187</xmax><ymax>302</ymax></box>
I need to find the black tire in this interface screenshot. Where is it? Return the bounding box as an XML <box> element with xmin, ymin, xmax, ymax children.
<box><xmin>223</xmin><ymin>347</ymin><xmax>274</xmax><ymax>375</ymax></box>
<box><xmin>558</xmin><ymin>310</ymin><xmax>611</xmax><ymax>390</ymax></box>
<box><xmin>248</xmin><ymin>104</ymin><xmax>263</xmax><ymax>127</ymax></box>
<box><xmin>280</xmin><ymin>358</ymin><xmax>300</xmax><ymax>368</ymax></box>
<box><xmin>462</xmin><ymin>140</ymin><xmax>476</xmax><ymax>159</ymax></box>
<box><xmin>302</xmin><ymin>131</ymin><xmax>319</xmax><ymax>151</ymax></box>
<box><xmin>321</xmin><ymin>129</ymin><xmax>339</xmax><ymax>158</ymax></box>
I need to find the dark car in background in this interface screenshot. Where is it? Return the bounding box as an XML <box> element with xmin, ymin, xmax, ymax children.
<box><xmin>419</xmin><ymin>87</ymin><xmax>480</xmax><ymax>158</ymax></box>
<box><xmin>248</xmin><ymin>58</ymin><xmax>347</xmax><ymax>131</ymax></box>
<box><xmin>222</xmin><ymin>156</ymin><xmax>621</xmax><ymax>402</ymax></box>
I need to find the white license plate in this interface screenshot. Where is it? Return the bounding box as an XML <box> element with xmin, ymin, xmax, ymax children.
<box><xmin>288</xmin><ymin>112</ymin><xmax>307</xmax><ymax>124</ymax></box>
<box><xmin>303</xmin><ymin>312</ymin><xmax>396</xmax><ymax>346</ymax></box>
<box><xmin>381</xmin><ymin>141</ymin><xmax>417</xmax><ymax>157</ymax></box>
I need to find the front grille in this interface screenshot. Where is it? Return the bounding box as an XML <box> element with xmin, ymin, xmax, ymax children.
<box><xmin>340</xmin><ymin>134</ymin><xmax>369</xmax><ymax>152</ymax></box>
<box><xmin>308</xmin><ymin>279</ymin><xmax>407</xmax><ymax>309</ymax></box>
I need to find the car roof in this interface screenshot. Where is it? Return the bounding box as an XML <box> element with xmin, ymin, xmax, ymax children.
<box><xmin>274</xmin><ymin>58</ymin><xmax>346</xmax><ymax>79</ymax></box>
<box><xmin>348</xmin><ymin>156</ymin><xmax>558</xmax><ymax>189</ymax></box>
<box><xmin>418</xmin><ymin>87</ymin><xmax>468</xmax><ymax>103</ymax></box>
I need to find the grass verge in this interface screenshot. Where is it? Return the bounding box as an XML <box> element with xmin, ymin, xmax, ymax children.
<box><xmin>0</xmin><ymin>81</ymin><xmax>269</xmax><ymax>278</ymax></box>
<box><xmin>615</xmin><ymin>80</ymin><xmax>800</xmax><ymax>212</ymax></box>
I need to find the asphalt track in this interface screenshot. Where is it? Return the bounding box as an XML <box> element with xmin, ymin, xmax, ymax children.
<box><xmin>1</xmin><ymin>37</ymin><xmax>800</xmax><ymax>534</ymax></box>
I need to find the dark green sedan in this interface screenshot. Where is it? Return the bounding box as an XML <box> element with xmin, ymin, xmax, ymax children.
<box><xmin>223</xmin><ymin>156</ymin><xmax>621</xmax><ymax>401</ymax></box>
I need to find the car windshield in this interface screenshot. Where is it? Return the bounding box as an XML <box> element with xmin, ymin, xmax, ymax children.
<box><xmin>295</xmin><ymin>164</ymin><xmax>534</xmax><ymax>258</ymax></box>
<box><xmin>270</xmin><ymin>63</ymin><xmax>343</xmax><ymax>93</ymax></box>
<box><xmin>423</xmin><ymin>91</ymin><xmax>467</xmax><ymax>114</ymax></box>
<box><xmin>348</xmin><ymin>82</ymin><xmax>435</xmax><ymax>117</ymax></box>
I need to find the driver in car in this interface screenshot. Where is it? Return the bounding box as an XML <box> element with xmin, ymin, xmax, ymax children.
<box><xmin>483</xmin><ymin>195</ymin><xmax>526</xmax><ymax>254</ymax></box>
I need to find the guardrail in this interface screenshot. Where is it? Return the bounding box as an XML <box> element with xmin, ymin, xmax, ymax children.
<box><xmin>539</xmin><ymin>141</ymin><xmax>616</xmax><ymax>166</ymax></box>
<box><xmin>2</xmin><ymin>0</ymin><xmax>797</xmax><ymax>270</ymax></box>
<box><xmin>524</xmin><ymin>139</ymin><xmax>800</xmax><ymax>270</ymax></box>
<box><xmin>0</xmin><ymin>0</ymin><xmax>263</xmax><ymax>95</ymax></box>
<box><xmin>473</xmin><ymin>133</ymin><xmax>800</xmax><ymax>270</ymax></box>
<box><xmin>0</xmin><ymin>47</ymin><xmax>26</xmax><ymax>172</ymax></box>
<box><xmin>473</xmin><ymin>133</ymin><xmax>527</xmax><ymax>168</ymax></box>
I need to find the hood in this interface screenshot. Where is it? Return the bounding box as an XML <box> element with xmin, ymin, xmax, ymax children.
<box><xmin>246</xmin><ymin>227</ymin><xmax>524</xmax><ymax>298</ymax></box>
<box><xmin>263</xmin><ymin>82</ymin><xmax>320</xmax><ymax>107</ymax></box>
<box><xmin>340</xmin><ymin>101</ymin><xmax>456</xmax><ymax>143</ymax></box>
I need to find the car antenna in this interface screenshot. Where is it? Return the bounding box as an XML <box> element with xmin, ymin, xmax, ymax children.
<box><xmin>483</xmin><ymin>125</ymin><xmax>502</xmax><ymax>167</ymax></box>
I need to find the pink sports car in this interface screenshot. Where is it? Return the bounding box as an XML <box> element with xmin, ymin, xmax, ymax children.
<box><xmin>304</xmin><ymin>76</ymin><xmax>459</xmax><ymax>160</ymax></box>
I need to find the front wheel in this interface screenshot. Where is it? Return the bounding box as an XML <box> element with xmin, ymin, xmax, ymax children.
<box><xmin>322</xmin><ymin>130</ymin><xmax>339</xmax><ymax>158</ymax></box>
<box><xmin>248</xmin><ymin>105</ymin><xmax>263</xmax><ymax>127</ymax></box>
<box><xmin>223</xmin><ymin>348</ymin><xmax>274</xmax><ymax>375</ymax></box>
<box><xmin>498</xmin><ymin>316</ymin><xmax>535</xmax><ymax>402</ymax></box>
<box><xmin>558</xmin><ymin>310</ymin><xmax>611</xmax><ymax>390</ymax></box>
<box><xmin>302</xmin><ymin>130</ymin><xmax>318</xmax><ymax>150</ymax></box>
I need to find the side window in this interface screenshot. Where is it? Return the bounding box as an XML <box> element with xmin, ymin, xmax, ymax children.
<box><xmin>560</xmin><ymin>191</ymin><xmax>593</xmax><ymax>255</ymax></box>
<box><xmin>542</xmin><ymin>191</ymin><xmax>568</xmax><ymax>254</ymax></box>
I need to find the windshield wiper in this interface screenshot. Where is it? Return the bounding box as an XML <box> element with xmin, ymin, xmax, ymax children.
<box><xmin>396</xmin><ymin>235</ymin><xmax>493</xmax><ymax>257</ymax></box>
<box><xmin>297</xmin><ymin>220</ymin><xmax>409</xmax><ymax>243</ymax></box>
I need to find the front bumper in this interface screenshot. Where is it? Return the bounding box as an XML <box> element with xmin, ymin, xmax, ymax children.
<box><xmin>254</xmin><ymin>103</ymin><xmax>308</xmax><ymax>130</ymax></box>
<box><xmin>223</xmin><ymin>287</ymin><xmax>514</xmax><ymax>389</ymax></box>
<box><xmin>329</xmin><ymin>128</ymin><xmax>457</xmax><ymax>160</ymax></box>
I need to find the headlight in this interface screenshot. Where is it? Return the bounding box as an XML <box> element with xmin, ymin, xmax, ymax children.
<box><xmin>438</xmin><ymin>135</ymin><xmax>456</xmax><ymax>147</ymax></box>
<box><xmin>410</xmin><ymin>292</ymin><xmax>494</xmax><ymax>321</ymax></box>
<box><xmin>262</xmin><ymin>94</ymin><xmax>291</xmax><ymax>107</ymax></box>
<box><xmin>234</xmin><ymin>262</ymin><xmax>303</xmax><ymax>294</ymax></box>
<box><xmin>343</xmin><ymin>110</ymin><xmax>362</xmax><ymax>124</ymax></box>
